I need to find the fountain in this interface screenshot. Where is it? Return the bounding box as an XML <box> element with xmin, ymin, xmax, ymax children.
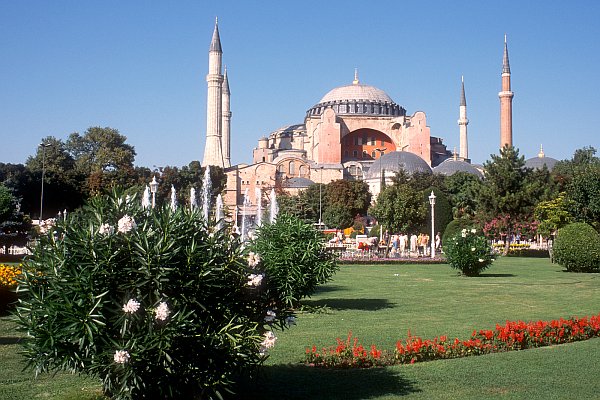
<box><xmin>201</xmin><ymin>168</ymin><xmax>211</xmax><ymax>222</ymax></box>
<box><xmin>142</xmin><ymin>186</ymin><xmax>151</xmax><ymax>209</ymax></box>
<box><xmin>240</xmin><ymin>189</ymin><xmax>250</xmax><ymax>242</ymax></box>
<box><xmin>170</xmin><ymin>185</ymin><xmax>177</xmax><ymax>211</ymax></box>
<box><xmin>215</xmin><ymin>194</ymin><xmax>224</xmax><ymax>230</ymax></box>
<box><xmin>190</xmin><ymin>187</ymin><xmax>197</xmax><ymax>209</ymax></box>
<box><xmin>269</xmin><ymin>188</ymin><xmax>278</xmax><ymax>223</ymax></box>
<box><xmin>255</xmin><ymin>188</ymin><xmax>262</xmax><ymax>228</ymax></box>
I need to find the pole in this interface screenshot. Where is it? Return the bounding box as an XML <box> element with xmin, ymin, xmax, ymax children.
<box><xmin>318</xmin><ymin>166</ymin><xmax>323</xmax><ymax>227</ymax></box>
<box><xmin>430</xmin><ymin>193</ymin><xmax>436</xmax><ymax>259</ymax></box>
<box><xmin>39</xmin><ymin>142</ymin><xmax>50</xmax><ymax>222</ymax></box>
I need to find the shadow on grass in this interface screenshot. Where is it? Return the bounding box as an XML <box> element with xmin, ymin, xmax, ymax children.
<box><xmin>476</xmin><ymin>273</ymin><xmax>516</xmax><ymax>278</ymax></box>
<box><xmin>313</xmin><ymin>284</ymin><xmax>348</xmax><ymax>294</ymax></box>
<box><xmin>238</xmin><ymin>364</ymin><xmax>419</xmax><ymax>399</ymax></box>
<box><xmin>0</xmin><ymin>337</ymin><xmax>21</xmax><ymax>345</ymax></box>
<box><xmin>302</xmin><ymin>298</ymin><xmax>395</xmax><ymax>311</ymax></box>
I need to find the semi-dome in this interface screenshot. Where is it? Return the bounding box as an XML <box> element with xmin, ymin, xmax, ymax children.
<box><xmin>525</xmin><ymin>147</ymin><xmax>558</xmax><ymax>171</ymax></box>
<box><xmin>433</xmin><ymin>158</ymin><xmax>483</xmax><ymax>179</ymax></box>
<box><xmin>282</xmin><ymin>177</ymin><xmax>314</xmax><ymax>189</ymax></box>
<box><xmin>366</xmin><ymin>151</ymin><xmax>432</xmax><ymax>178</ymax></box>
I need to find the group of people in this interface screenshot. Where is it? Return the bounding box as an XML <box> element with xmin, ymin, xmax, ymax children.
<box><xmin>382</xmin><ymin>231</ymin><xmax>441</xmax><ymax>258</ymax></box>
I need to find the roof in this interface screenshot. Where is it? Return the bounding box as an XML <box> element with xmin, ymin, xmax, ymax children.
<box><xmin>366</xmin><ymin>151</ymin><xmax>432</xmax><ymax>178</ymax></box>
<box><xmin>319</xmin><ymin>83</ymin><xmax>394</xmax><ymax>104</ymax></box>
<box><xmin>524</xmin><ymin>155</ymin><xmax>559</xmax><ymax>171</ymax></box>
<box><xmin>432</xmin><ymin>159</ymin><xmax>483</xmax><ymax>178</ymax></box>
<box><xmin>283</xmin><ymin>177</ymin><xmax>314</xmax><ymax>188</ymax></box>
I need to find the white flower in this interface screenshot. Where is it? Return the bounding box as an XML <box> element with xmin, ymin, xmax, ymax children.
<box><xmin>285</xmin><ymin>316</ymin><xmax>296</xmax><ymax>326</ymax></box>
<box><xmin>259</xmin><ymin>331</ymin><xmax>277</xmax><ymax>355</ymax></box>
<box><xmin>264</xmin><ymin>310</ymin><xmax>276</xmax><ymax>323</ymax></box>
<box><xmin>98</xmin><ymin>223</ymin><xmax>114</xmax><ymax>235</ymax></box>
<box><xmin>478</xmin><ymin>258</ymin><xmax>485</xmax><ymax>263</ymax></box>
<box><xmin>122</xmin><ymin>299</ymin><xmax>140</xmax><ymax>314</ymax></box>
<box><xmin>114</xmin><ymin>350</ymin><xmax>130</xmax><ymax>364</ymax></box>
<box><xmin>471</xmin><ymin>228</ymin><xmax>477</xmax><ymax>234</ymax></box>
<box><xmin>247</xmin><ymin>252</ymin><xmax>261</xmax><ymax>268</ymax></box>
<box><xmin>117</xmin><ymin>215</ymin><xmax>137</xmax><ymax>233</ymax></box>
<box><xmin>38</xmin><ymin>218</ymin><xmax>57</xmax><ymax>234</ymax></box>
<box><xmin>471</xmin><ymin>247</ymin><xmax>476</xmax><ymax>252</ymax></box>
<box><xmin>461</xmin><ymin>229</ymin><xmax>467</xmax><ymax>238</ymax></box>
<box><xmin>155</xmin><ymin>301</ymin><xmax>170</xmax><ymax>321</ymax></box>
<box><xmin>247</xmin><ymin>273</ymin><xmax>264</xmax><ymax>287</ymax></box>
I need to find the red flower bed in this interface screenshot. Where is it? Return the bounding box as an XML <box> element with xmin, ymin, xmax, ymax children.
<box><xmin>306</xmin><ymin>313</ymin><xmax>600</xmax><ymax>368</ymax></box>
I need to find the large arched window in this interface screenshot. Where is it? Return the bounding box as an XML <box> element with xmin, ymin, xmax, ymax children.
<box><xmin>289</xmin><ymin>161</ymin><xmax>295</xmax><ymax>176</ymax></box>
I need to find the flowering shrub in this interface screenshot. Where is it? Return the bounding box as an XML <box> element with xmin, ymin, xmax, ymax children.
<box><xmin>0</xmin><ymin>263</ymin><xmax>21</xmax><ymax>288</ymax></box>
<box><xmin>14</xmin><ymin>191</ymin><xmax>301</xmax><ymax>400</ymax></box>
<box><xmin>443</xmin><ymin>228</ymin><xmax>495</xmax><ymax>276</ymax></box>
<box><xmin>306</xmin><ymin>313</ymin><xmax>600</xmax><ymax>368</ymax></box>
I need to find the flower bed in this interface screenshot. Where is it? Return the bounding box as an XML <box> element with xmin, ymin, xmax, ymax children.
<box><xmin>338</xmin><ymin>257</ymin><xmax>446</xmax><ymax>265</ymax></box>
<box><xmin>0</xmin><ymin>264</ymin><xmax>22</xmax><ymax>314</ymax></box>
<box><xmin>306</xmin><ymin>313</ymin><xmax>600</xmax><ymax>368</ymax></box>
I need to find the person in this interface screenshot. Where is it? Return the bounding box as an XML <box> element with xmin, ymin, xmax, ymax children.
<box><xmin>435</xmin><ymin>232</ymin><xmax>441</xmax><ymax>251</ymax></box>
<box><xmin>410</xmin><ymin>233</ymin><xmax>418</xmax><ymax>256</ymax></box>
<box><xmin>399</xmin><ymin>233</ymin><xmax>407</xmax><ymax>257</ymax></box>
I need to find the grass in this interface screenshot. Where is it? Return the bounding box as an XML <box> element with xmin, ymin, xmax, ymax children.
<box><xmin>1</xmin><ymin>257</ymin><xmax>599</xmax><ymax>399</ymax></box>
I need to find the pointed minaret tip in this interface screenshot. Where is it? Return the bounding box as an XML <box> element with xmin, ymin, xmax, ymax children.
<box><xmin>502</xmin><ymin>34</ymin><xmax>511</xmax><ymax>74</ymax></box>
<box><xmin>538</xmin><ymin>144</ymin><xmax>545</xmax><ymax>158</ymax></box>
<box><xmin>223</xmin><ymin>65</ymin><xmax>230</xmax><ymax>93</ymax></box>
<box><xmin>353</xmin><ymin>68</ymin><xmax>360</xmax><ymax>85</ymax></box>
<box><xmin>210</xmin><ymin>17</ymin><xmax>222</xmax><ymax>52</ymax></box>
<box><xmin>460</xmin><ymin>76</ymin><xmax>467</xmax><ymax>106</ymax></box>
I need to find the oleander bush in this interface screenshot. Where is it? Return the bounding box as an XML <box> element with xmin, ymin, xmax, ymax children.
<box><xmin>553</xmin><ymin>222</ymin><xmax>600</xmax><ymax>272</ymax></box>
<box><xmin>14</xmin><ymin>191</ymin><xmax>304</xmax><ymax>400</ymax></box>
<box><xmin>249</xmin><ymin>213</ymin><xmax>338</xmax><ymax>308</ymax></box>
<box><xmin>443</xmin><ymin>228</ymin><xmax>495</xmax><ymax>276</ymax></box>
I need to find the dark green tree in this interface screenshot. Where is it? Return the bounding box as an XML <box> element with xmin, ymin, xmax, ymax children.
<box><xmin>443</xmin><ymin>172</ymin><xmax>483</xmax><ymax>218</ymax></box>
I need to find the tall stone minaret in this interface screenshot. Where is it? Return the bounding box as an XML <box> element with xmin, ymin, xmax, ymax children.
<box><xmin>458</xmin><ymin>76</ymin><xmax>469</xmax><ymax>160</ymax></box>
<box><xmin>221</xmin><ymin>67</ymin><xmax>231</xmax><ymax>168</ymax></box>
<box><xmin>202</xmin><ymin>18</ymin><xmax>225</xmax><ymax>168</ymax></box>
<box><xmin>499</xmin><ymin>34</ymin><xmax>514</xmax><ymax>149</ymax></box>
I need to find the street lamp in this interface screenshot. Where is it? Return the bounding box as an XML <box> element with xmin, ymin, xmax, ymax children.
<box><xmin>318</xmin><ymin>166</ymin><xmax>324</xmax><ymax>229</ymax></box>
<box><xmin>429</xmin><ymin>190</ymin><xmax>436</xmax><ymax>259</ymax></box>
<box><xmin>39</xmin><ymin>142</ymin><xmax>51</xmax><ymax>222</ymax></box>
<box><xmin>149</xmin><ymin>176</ymin><xmax>159</xmax><ymax>208</ymax></box>
<box><xmin>374</xmin><ymin>147</ymin><xmax>387</xmax><ymax>194</ymax></box>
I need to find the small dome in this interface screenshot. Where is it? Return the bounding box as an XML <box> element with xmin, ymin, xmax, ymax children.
<box><xmin>319</xmin><ymin>84</ymin><xmax>394</xmax><ymax>104</ymax></box>
<box><xmin>525</xmin><ymin>155</ymin><xmax>558</xmax><ymax>171</ymax></box>
<box><xmin>366</xmin><ymin>151</ymin><xmax>432</xmax><ymax>178</ymax></box>
<box><xmin>433</xmin><ymin>159</ymin><xmax>483</xmax><ymax>179</ymax></box>
<box><xmin>282</xmin><ymin>177</ymin><xmax>314</xmax><ymax>188</ymax></box>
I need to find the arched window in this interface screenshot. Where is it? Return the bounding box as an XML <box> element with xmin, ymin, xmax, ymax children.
<box><xmin>289</xmin><ymin>161</ymin><xmax>295</xmax><ymax>176</ymax></box>
<box><xmin>299</xmin><ymin>165</ymin><xmax>306</xmax><ymax>177</ymax></box>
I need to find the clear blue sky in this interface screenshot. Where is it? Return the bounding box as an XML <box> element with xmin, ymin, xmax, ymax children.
<box><xmin>1</xmin><ymin>0</ymin><xmax>599</xmax><ymax>168</ymax></box>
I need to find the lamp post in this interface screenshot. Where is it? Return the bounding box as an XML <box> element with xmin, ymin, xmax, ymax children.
<box><xmin>374</xmin><ymin>147</ymin><xmax>387</xmax><ymax>194</ymax></box>
<box><xmin>149</xmin><ymin>176</ymin><xmax>159</xmax><ymax>208</ymax></box>
<box><xmin>39</xmin><ymin>142</ymin><xmax>51</xmax><ymax>222</ymax></box>
<box><xmin>429</xmin><ymin>190</ymin><xmax>436</xmax><ymax>259</ymax></box>
<box><xmin>318</xmin><ymin>166</ymin><xmax>323</xmax><ymax>229</ymax></box>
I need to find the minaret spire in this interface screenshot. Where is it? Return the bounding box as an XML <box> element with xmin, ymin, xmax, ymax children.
<box><xmin>203</xmin><ymin>18</ymin><xmax>225</xmax><ymax>168</ymax></box>
<box><xmin>353</xmin><ymin>68</ymin><xmax>359</xmax><ymax>85</ymax></box>
<box><xmin>499</xmin><ymin>34</ymin><xmax>514</xmax><ymax>149</ymax></box>
<box><xmin>458</xmin><ymin>76</ymin><xmax>469</xmax><ymax>160</ymax></box>
<box><xmin>222</xmin><ymin>66</ymin><xmax>232</xmax><ymax>168</ymax></box>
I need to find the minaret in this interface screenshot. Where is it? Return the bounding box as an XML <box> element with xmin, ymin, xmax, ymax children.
<box><xmin>221</xmin><ymin>67</ymin><xmax>231</xmax><ymax>168</ymax></box>
<box><xmin>202</xmin><ymin>18</ymin><xmax>224</xmax><ymax>168</ymax></box>
<box><xmin>499</xmin><ymin>34</ymin><xmax>514</xmax><ymax>149</ymax></box>
<box><xmin>458</xmin><ymin>76</ymin><xmax>469</xmax><ymax>160</ymax></box>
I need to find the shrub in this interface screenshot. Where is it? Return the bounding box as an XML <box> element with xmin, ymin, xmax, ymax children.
<box><xmin>15</xmin><ymin>191</ymin><xmax>297</xmax><ymax>400</ymax></box>
<box><xmin>553</xmin><ymin>222</ymin><xmax>600</xmax><ymax>272</ymax></box>
<box><xmin>442</xmin><ymin>218</ymin><xmax>476</xmax><ymax>248</ymax></box>
<box><xmin>249</xmin><ymin>213</ymin><xmax>338</xmax><ymax>308</ymax></box>
<box><xmin>443</xmin><ymin>228</ymin><xmax>495</xmax><ymax>276</ymax></box>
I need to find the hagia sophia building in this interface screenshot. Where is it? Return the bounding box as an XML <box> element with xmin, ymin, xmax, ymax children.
<box><xmin>201</xmin><ymin>20</ymin><xmax>557</xmax><ymax>215</ymax></box>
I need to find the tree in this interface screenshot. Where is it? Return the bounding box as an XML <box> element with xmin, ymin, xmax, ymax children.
<box><xmin>566</xmin><ymin>164</ymin><xmax>600</xmax><ymax>230</ymax></box>
<box><xmin>443</xmin><ymin>172</ymin><xmax>483</xmax><ymax>218</ymax></box>
<box><xmin>534</xmin><ymin>193</ymin><xmax>575</xmax><ymax>238</ymax></box>
<box><xmin>324</xmin><ymin>179</ymin><xmax>371</xmax><ymax>229</ymax></box>
<box><xmin>0</xmin><ymin>184</ymin><xmax>30</xmax><ymax>254</ymax></box>
<box><xmin>478</xmin><ymin>145</ymin><xmax>548</xmax><ymax>254</ymax></box>
<box><xmin>369</xmin><ymin>173</ymin><xmax>427</xmax><ymax>233</ymax></box>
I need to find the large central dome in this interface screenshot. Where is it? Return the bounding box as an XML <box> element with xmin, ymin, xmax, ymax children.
<box><xmin>306</xmin><ymin>72</ymin><xmax>405</xmax><ymax>118</ymax></box>
<box><xmin>319</xmin><ymin>83</ymin><xmax>394</xmax><ymax>104</ymax></box>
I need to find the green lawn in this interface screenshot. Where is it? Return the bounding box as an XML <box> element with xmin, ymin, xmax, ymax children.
<box><xmin>1</xmin><ymin>257</ymin><xmax>599</xmax><ymax>399</ymax></box>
